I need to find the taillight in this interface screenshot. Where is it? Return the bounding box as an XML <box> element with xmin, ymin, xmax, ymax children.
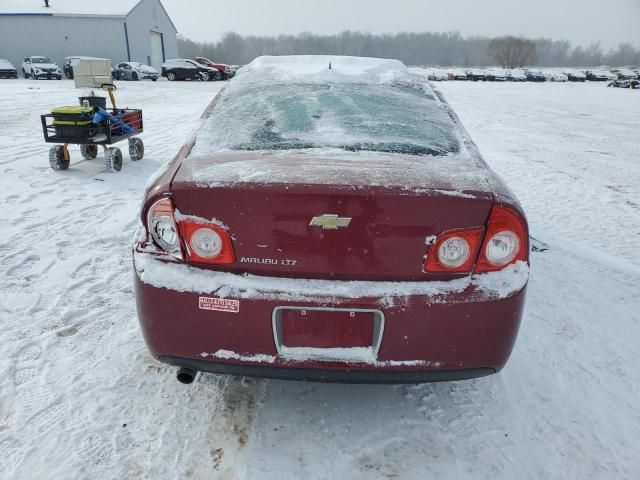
<box><xmin>146</xmin><ymin>197</ymin><xmax>182</xmax><ymax>258</ymax></box>
<box><xmin>475</xmin><ymin>206</ymin><xmax>527</xmax><ymax>272</ymax></box>
<box><xmin>423</xmin><ymin>205</ymin><xmax>527</xmax><ymax>274</ymax></box>
<box><xmin>179</xmin><ymin>221</ymin><xmax>235</xmax><ymax>265</ymax></box>
<box><xmin>424</xmin><ymin>228</ymin><xmax>484</xmax><ymax>273</ymax></box>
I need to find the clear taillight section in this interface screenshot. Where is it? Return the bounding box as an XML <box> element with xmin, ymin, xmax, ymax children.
<box><xmin>475</xmin><ymin>206</ymin><xmax>527</xmax><ymax>272</ymax></box>
<box><xmin>147</xmin><ymin>197</ymin><xmax>182</xmax><ymax>259</ymax></box>
<box><xmin>145</xmin><ymin>198</ymin><xmax>235</xmax><ymax>265</ymax></box>
<box><xmin>424</xmin><ymin>205</ymin><xmax>527</xmax><ymax>274</ymax></box>
<box><xmin>424</xmin><ymin>228</ymin><xmax>484</xmax><ymax>273</ymax></box>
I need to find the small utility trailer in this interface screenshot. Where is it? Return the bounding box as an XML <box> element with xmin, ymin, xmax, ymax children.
<box><xmin>40</xmin><ymin>58</ymin><xmax>145</xmax><ymax>172</ymax></box>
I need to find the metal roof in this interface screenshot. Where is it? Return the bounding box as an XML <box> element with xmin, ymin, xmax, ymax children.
<box><xmin>0</xmin><ymin>0</ymin><xmax>142</xmax><ymax>17</ymax></box>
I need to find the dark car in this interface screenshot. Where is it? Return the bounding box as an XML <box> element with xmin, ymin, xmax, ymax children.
<box><xmin>465</xmin><ymin>68</ymin><xmax>486</xmax><ymax>81</ymax></box>
<box><xmin>113</xmin><ymin>62</ymin><xmax>159</xmax><ymax>81</ymax></box>
<box><xmin>161</xmin><ymin>59</ymin><xmax>218</xmax><ymax>81</ymax></box>
<box><xmin>194</xmin><ymin>57</ymin><xmax>231</xmax><ymax>80</ymax></box>
<box><xmin>563</xmin><ymin>69</ymin><xmax>587</xmax><ymax>82</ymax></box>
<box><xmin>134</xmin><ymin>56</ymin><xmax>529</xmax><ymax>385</ymax></box>
<box><xmin>0</xmin><ymin>58</ymin><xmax>18</xmax><ymax>78</ymax></box>
<box><xmin>63</xmin><ymin>56</ymin><xmax>90</xmax><ymax>79</ymax></box>
<box><xmin>525</xmin><ymin>69</ymin><xmax>545</xmax><ymax>82</ymax></box>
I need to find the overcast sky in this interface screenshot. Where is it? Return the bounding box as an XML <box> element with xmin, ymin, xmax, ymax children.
<box><xmin>161</xmin><ymin>0</ymin><xmax>640</xmax><ymax>50</ymax></box>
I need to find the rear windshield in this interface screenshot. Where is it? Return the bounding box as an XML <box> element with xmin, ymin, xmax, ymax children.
<box><xmin>191</xmin><ymin>84</ymin><xmax>460</xmax><ymax>156</ymax></box>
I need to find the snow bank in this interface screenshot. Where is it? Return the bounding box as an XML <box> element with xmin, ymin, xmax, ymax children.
<box><xmin>133</xmin><ymin>250</ymin><xmax>529</xmax><ymax>304</ymax></box>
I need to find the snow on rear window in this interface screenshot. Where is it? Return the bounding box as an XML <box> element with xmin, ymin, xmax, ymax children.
<box><xmin>190</xmin><ymin>83</ymin><xmax>460</xmax><ymax>157</ymax></box>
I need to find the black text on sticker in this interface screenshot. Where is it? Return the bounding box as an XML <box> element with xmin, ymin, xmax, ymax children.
<box><xmin>199</xmin><ymin>297</ymin><xmax>240</xmax><ymax>313</ymax></box>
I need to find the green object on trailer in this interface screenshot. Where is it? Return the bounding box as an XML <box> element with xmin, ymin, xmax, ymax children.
<box><xmin>51</xmin><ymin>105</ymin><xmax>94</xmax><ymax>126</ymax></box>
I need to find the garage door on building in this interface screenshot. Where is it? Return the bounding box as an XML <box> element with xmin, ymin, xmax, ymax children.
<box><xmin>150</xmin><ymin>31</ymin><xmax>164</xmax><ymax>70</ymax></box>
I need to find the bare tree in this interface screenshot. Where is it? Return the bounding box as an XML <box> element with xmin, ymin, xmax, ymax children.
<box><xmin>178</xmin><ymin>31</ymin><xmax>639</xmax><ymax>68</ymax></box>
<box><xmin>489</xmin><ymin>36</ymin><xmax>537</xmax><ymax>68</ymax></box>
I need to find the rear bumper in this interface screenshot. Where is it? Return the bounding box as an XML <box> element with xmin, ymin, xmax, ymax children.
<box><xmin>134</xmin><ymin>249</ymin><xmax>528</xmax><ymax>383</ymax></box>
<box><xmin>160</xmin><ymin>355</ymin><xmax>494</xmax><ymax>383</ymax></box>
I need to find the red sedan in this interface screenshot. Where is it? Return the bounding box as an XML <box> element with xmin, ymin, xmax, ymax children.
<box><xmin>134</xmin><ymin>56</ymin><xmax>529</xmax><ymax>384</ymax></box>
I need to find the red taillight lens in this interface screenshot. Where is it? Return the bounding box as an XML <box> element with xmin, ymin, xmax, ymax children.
<box><xmin>424</xmin><ymin>227</ymin><xmax>484</xmax><ymax>273</ymax></box>
<box><xmin>475</xmin><ymin>206</ymin><xmax>528</xmax><ymax>272</ymax></box>
<box><xmin>146</xmin><ymin>197</ymin><xmax>183</xmax><ymax>258</ymax></box>
<box><xmin>179</xmin><ymin>221</ymin><xmax>235</xmax><ymax>265</ymax></box>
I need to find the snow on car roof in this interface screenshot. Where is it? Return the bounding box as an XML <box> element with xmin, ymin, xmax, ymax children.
<box><xmin>0</xmin><ymin>58</ymin><xmax>16</xmax><ymax>67</ymax></box>
<box><xmin>232</xmin><ymin>55</ymin><xmax>419</xmax><ymax>86</ymax></box>
<box><xmin>0</xmin><ymin>0</ymin><xmax>141</xmax><ymax>16</ymax></box>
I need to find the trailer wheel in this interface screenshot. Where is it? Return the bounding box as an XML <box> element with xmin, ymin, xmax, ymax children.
<box><xmin>49</xmin><ymin>146</ymin><xmax>69</xmax><ymax>171</ymax></box>
<box><xmin>80</xmin><ymin>144</ymin><xmax>98</xmax><ymax>160</ymax></box>
<box><xmin>128</xmin><ymin>137</ymin><xmax>144</xmax><ymax>161</ymax></box>
<box><xmin>105</xmin><ymin>147</ymin><xmax>123</xmax><ymax>172</ymax></box>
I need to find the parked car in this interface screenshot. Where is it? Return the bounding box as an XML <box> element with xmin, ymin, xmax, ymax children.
<box><xmin>63</xmin><ymin>56</ymin><xmax>94</xmax><ymax>79</ymax></box>
<box><xmin>563</xmin><ymin>69</ymin><xmax>586</xmax><ymax>82</ymax></box>
<box><xmin>194</xmin><ymin>57</ymin><xmax>231</xmax><ymax>80</ymax></box>
<box><xmin>543</xmin><ymin>70</ymin><xmax>568</xmax><ymax>82</ymax></box>
<box><xmin>612</xmin><ymin>68</ymin><xmax>638</xmax><ymax>80</ymax></box>
<box><xmin>506</xmin><ymin>69</ymin><xmax>527</xmax><ymax>81</ymax></box>
<box><xmin>22</xmin><ymin>56</ymin><xmax>61</xmax><ymax>80</ymax></box>
<box><xmin>0</xmin><ymin>58</ymin><xmax>18</xmax><ymax>78</ymax></box>
<box><xmin>134</xmin><ymin>55</ymin><xmax>530</xmax><ymax>385</ymax></box>
<box><xmin>466</xmin><ymin>68</ymin><xmax>486</xmax><ymax>81</ymax></box>
<box><xmin>607</xmin><ymin>78</ymin><xmax>640</xmax><ymax>89</ymax></box>
<box><xmin>525</xmin><ymin>69</ymin><xmax>545</xmax><ymax>82</ymax></box>
<box><xmin>161</xmin><ymin>59</ymin><xmax>216</xmax><ymax>81</ymax></box>
<box><xmin>485</xmin><ymin>68</ymin><xmax>507</xmax><ymax>81</ymax></box>
<box><xmin>426</xmin><ymin>68</ymin><xmax>448</xmax><ymax>81</ymax></box>
<box><xmin>449</xmin><ymin>68</ymin><xmax>468</xmax><ymax>80</ymax></box>
<box><xmin>584</xmin><ymin>69</ymin><xmax>616</xmax><ymax>81</ymax></box>
<box><xmin>113</xmin><ymin>62</ymin><xmax>159</xmax><ymax>81</ymax></box>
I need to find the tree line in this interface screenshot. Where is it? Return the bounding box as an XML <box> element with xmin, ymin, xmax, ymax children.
<box><xmin>178</xmin><ymin>31</ymin><xmax>640</xmax><ymax>68</ymax></box>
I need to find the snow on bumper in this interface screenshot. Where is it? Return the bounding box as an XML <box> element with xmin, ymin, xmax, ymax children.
<box><xmin>133</xmin><ymin>246</ymin><xmax>528</xmax><ymax>377</ymax></box>
<box><xmin>133</xmin><ymin>249</ymin><xmax>529</xmax><ymax>305</ymax></box>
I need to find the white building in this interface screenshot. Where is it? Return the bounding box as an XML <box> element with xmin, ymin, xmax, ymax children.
<box><xmin>0</xmin><ymin>0</ymin><xmax>178</xmax><ymax>73</ymax></box>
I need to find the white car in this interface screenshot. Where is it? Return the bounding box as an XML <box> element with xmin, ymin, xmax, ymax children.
<box><xmin>562</xmin><ymin>69</ymin><xmax>586</xmax><ymax>82</ymax></box>
<box><xmin>612</xmin><ymin>68</ymin><xmax>638</xmax><ymax>80</ymax></box>
<box><xmin>486</xmin><ymin>68</ymin><xmax>508</xmax><ymax>81</ymax></box>
<box><xmin>544</xmin><ymin>70</ymin><xmax>568</xmax><ymax>82</ymax></box>
<box><xmin>506</xmin><ymin>69</ymin><xmax>527</xmax><ymax>81</ymax></box>
<box><xmin>113</xmin><ymin>62</ymin><xmax>159</xmax><ymax>81</ymax></box>
<box><xmin>426</xmin><ymin>68</ymin><xmax>448</xmax><ymax>81</ymax></box>
<box><xmin>22</xmin><ymin>56</ymin><xmax>61</xmax><ymax>80</ymax></box>
<box><xmin>584</xmin><ymin>69</ymin><xmax>616</xmax><ymax>81</ymax></box>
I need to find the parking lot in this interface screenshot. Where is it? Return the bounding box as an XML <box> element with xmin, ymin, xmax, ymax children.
<box><xmin>0</xmin><ymin>78</ymin><xmax>639</xmax><ymax>479</ymax></box>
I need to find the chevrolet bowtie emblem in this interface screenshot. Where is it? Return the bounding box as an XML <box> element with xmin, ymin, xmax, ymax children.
<box><xmin>309</xmin><ymin>214</ymin><xmax>352</xmax><ymax>230</ymax></box>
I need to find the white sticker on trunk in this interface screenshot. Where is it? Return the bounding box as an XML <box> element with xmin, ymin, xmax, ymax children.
<box><xmin>199</xmin><ymin>297</ymin><xmax>240</xmax><ymax>313</ymax></box>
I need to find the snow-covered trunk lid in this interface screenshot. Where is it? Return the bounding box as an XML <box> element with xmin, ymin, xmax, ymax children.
<box><xmin>171</xmin><ymin>153</ymin><xmax>494</xmax><ymax>281</ymax></box>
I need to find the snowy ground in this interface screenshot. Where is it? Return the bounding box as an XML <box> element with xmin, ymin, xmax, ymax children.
<box><xmin>0</xmin><ymin>78</ymin><xmax>639</xmax><ymax>480</ymax></box>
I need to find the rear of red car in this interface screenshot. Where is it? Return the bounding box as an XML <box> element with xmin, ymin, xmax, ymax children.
<box><xmin>134</xmin><ymin>56</ymin><xmax>529</xmax><ymax>383</ymax></box>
